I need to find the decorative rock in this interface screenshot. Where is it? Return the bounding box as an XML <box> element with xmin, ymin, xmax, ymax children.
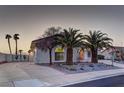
<box><xmin>89</xmin><ymin>64</ymin><xmax>94</xmax><ymax>67</ymax></box>
<box><xmin>80</xmin><ymin>67</ymin><xmax>84</xmax><ymax>70</ymax></box>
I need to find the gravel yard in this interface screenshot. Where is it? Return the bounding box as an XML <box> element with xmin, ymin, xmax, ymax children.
<box><xmin>49</xmin><ymin>62</ymin><xmax>120</xmax><ymax>74</ymax></box>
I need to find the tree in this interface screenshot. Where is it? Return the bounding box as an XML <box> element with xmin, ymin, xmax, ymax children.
<box><xmin>28</xmin><ymin>50</ymin><xmax>32</xmax><ymax>62</ymax></box>
<box><xmin>55</xmin><ymin>28</ymin><xmax>84</xmax><ymax>65</ymax></box>
<box><xmin>5</xmin><ymin>34</ymin><xmax>12</xmax><ymax>54</ymax></box>
<box><xmin>19</xmin><ymin>49</ymin><xmax>23</xmax><ymax>61</ymax></box>
<box><xmin>83</xmin><ymin>30</ymin><xmax>113</xmax><ymax>63</ymax></box>
<box><xmin>13</xmin><ymin>34</ymin><xmax>20</xmax><ymax>60</ymax></box>
<box><xmin>41</xmin><ymin>27</ymin><xmax>61</xmax><ymax>65</ymax></box>
<box><xmin>42</xmin><ymin>26</ymin><xmax>61</xmax><ymax>37</ymax></box>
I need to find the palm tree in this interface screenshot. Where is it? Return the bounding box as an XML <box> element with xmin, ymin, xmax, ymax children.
<box><xmin>5</xmin><ymin>34</ymin><xmax>12</xmax><ymax>54</ymax></box>
<box><xmin>13</xmin><ymin>34</ymin><xmax>19</xmax><ymax>60</ymax></box>
<box><xmin>19</xmin><ymin>49</ymin><xmax>23</xmax><ymax>61</ymax></box>
<box><xmin>55</xmin><ymin>28</ymin><xmax>84</xmax><ymax>65</ymax></box>
<box><xmin>83</xmin><ymin>30</ymin><xmax>113</xmax><ymax>63</ymax></box>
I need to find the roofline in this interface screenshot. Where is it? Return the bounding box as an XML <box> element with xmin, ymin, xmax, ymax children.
<box><xmin>31</xmin><ymin>35</ymin><xmax>55</xmax><ymax>43</ymax></box>
<box><xmin>101</xmin><ymin>46</ymin><xmax>124</xmax><ymax>53</ymax></box>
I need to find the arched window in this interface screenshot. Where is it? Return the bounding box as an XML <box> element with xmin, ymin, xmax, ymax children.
<box><xmin>55</xmin><ymin>47</ymin><xmax>64</xmax><ymax>61</ymax></box>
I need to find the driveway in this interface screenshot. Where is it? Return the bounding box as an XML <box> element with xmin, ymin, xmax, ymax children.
<box><xmin>0</xmin><ymin>62</ymin><xmax>65</xmax><ymax>87</ymax></box>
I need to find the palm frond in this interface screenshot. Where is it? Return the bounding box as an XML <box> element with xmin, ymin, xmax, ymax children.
<box><xmin>83</xmin><ymin>30</ymin><xmax>113</xmax><ymax>50</ymax></box>
<box><xmin>54</xmin><ymin>28</ymin><xmax>84</xmax><ymax>48</ymax></box>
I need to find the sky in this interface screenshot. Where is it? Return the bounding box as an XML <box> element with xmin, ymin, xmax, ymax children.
<box><xmin>0</xmin><ymin>5</ymin><xmax>124</xmax><ymax>54</ymax></box>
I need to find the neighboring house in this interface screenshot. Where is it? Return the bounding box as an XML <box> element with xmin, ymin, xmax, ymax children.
<box><xmin>100</xmin><ymin>46</ymin><xmax>124</xmax><ymax>60</ymax></box>
<box><xmin>30</xmin><ymin>36</ymin><xmax>91</xmax><ymax>64</ymax></box>
<box><xmin>98</xmin><ymin>49</ymin><xmax>112</xmax><ymax>60</ymax></box>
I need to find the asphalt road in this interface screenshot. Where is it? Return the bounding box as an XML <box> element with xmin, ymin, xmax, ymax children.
<box><xmin>64</xmin><ymin>75</ymin><xmax>124</xmax><ymax>87</ymax></box>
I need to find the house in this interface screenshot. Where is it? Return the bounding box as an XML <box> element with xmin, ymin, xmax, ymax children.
<box><xmin>30</xmin><ymin>36</ymin><xmax>91</xmax><ymax>64</ymax></box>
<box><xmin>98</xmin><ymin>49</ymin><xmax>112</xmax><ymax>60</ymax></box>
<box><xmin>100</xmin><ymin>46</ymin><xmax>124</xmax><ymax>61</ymax></box>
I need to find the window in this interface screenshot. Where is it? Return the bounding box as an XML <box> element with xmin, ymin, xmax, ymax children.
<box><xmin>87</xmin><ymin>51</ymin><xmax>91</xmax><ymax>57</ymax></box>
<box><xmin>55</xmin><ymin>47</ymin><xmax>64</xmax><ymax>61</ymax></box>
<box><xmin>55</xmin><ymin>52</ymin><xmax>64</xmax><ymax>60</ymax></box>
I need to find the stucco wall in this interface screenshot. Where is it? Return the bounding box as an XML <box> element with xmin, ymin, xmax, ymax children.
<box><xmin>34</xmin><ymin>48</ymin><xmax>50</xmax><ymax>63</ymax></box>
<box><xmin>83</xmin><ymin>50</ymin><xmax>91</xmax><ymax>62</ymax></box>
<box><xmin>73</xmin><ymin>48</ymin><xmax>80</xmax><ymax>62</ymax></box>
<box><xmin>0</xmin><ymin>53</ymin><xmax>33</xmax><ymax>62</ymax></box>
<box><xmin>34</xmin><ymin>47</ymin><xmax>91</xmax><ymax>64</ymax></box>
<box><xmin>0</xmin><ymin>53</ymin><xmax>6</xmax><ymax>62</ymax></box>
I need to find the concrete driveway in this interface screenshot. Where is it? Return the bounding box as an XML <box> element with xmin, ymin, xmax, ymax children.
<box><xmin>0</xmin><ymin>62</ymin><xmax>65</xmax><ymax>87</ymax></box>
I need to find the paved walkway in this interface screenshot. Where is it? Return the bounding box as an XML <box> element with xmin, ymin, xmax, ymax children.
<box><xmin>0</xmin><ymin>61</ymin><xmax>124</xmax><ymax>87</ymax></box>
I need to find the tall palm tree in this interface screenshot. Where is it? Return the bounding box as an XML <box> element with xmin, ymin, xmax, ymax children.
<box><xmin>19</xmin><ymin>49</ymin><xmax>23</xmax><ymax>61</ymax></box>
<box><xmin>5</xmin><ymin>34</ymin><xmax>12</xmax><ymax>54</ymax></box>
<box><xmin>13</xmin><ymin>34</ymin><xmax>19</xmax><ymax>60</ymax></box>
<box><xmin>55</xmin><ymin>28</ymin><xmax>84</xmax><ymax>65</ymax></box>
<box><xmin>83</xmin><ymin>30</ymin><xmax>113</xmax><ymax>63</ymax></box>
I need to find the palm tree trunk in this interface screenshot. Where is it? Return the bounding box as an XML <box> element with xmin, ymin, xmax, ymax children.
<box><xmin>8</xmin><ymin>39</ymin><xmax>13</xmax><ymax>62</ymax></box>
<box><xmin>66</xmin><ymin>47</ymin><xmax>73</xmax><ymax>65</ymax></box>
<box><xmin>8</xmin><ymin>39</ymin><xmax>12</xmax><ymax>54</ymax></box>
<box><xmin>15</xmin><ymin>40</ymin><xmax>18</xmax><ymax>61</ymax></box>
<box><xmin>91</xmin><ymin>48</ymin><xmax>98</xmax><ymax>63</ymax></box>
<box><xmin>49</xmin><ymin>49</ymin><xmax>52</xmax><ymax>65</ymax></box>
<box><xmin>15</xmin><ymin>40</ymin><xmax>18</xmax><ymax>55</ymax></box>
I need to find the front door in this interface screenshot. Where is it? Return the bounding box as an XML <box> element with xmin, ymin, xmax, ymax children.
<box><xmin>79</xmin><ymin>49</ymin><xmax>84</xmax><ymax>61</ymax></box>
